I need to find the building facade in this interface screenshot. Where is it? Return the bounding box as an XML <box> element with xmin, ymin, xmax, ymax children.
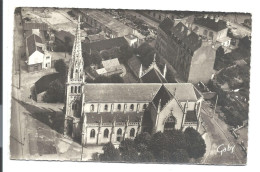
<box><xmin>64</xmin><ymin>17</ymin><xmax>204</xmax><ymax>146</ymax></box>
<box><xmin>155</xmin><ymin>18</ymin><xmax>216</xmax><ymax>84</ymax></box>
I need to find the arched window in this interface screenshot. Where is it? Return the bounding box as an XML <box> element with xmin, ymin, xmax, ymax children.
<box><xmin>104</xmin><ymin>129</ymin><xmax>109</xmax><ymax>138</ymax></box>
<box><xmin>71</xmin><ymin>86</ymin><xmax>74</xmax><ymax>93</ymax></box>
<box><xmin>117</xmin><ymin>128</ymin><xmax>122</xmax><ymax>135</ymax></box>
<box><xmin>90</xmin><ymin>129</ymin><xmax>95</xmax><ymax>138</ymax></box>
<box><xmin>117</xmin><ymin>104</ymin><xmax>121</xmax><ymax>111</ymax></box>
<box><xmin>74</xmin><ymin>86</ymin><xmax>77</xmax><ymax>93</ymax></box>
<box><xmin>90</xmin><ymin>104</ymin><xmax>94</xmax><ymax>112</ymax></box>
<box><xmin>78</xmin><ymin>86</ymin><xmax>81</xmax><ymax>93</ymax></box>
<box><xmin>143</xmin><ymin>104</ymin><xmax>147</xmax><ymax>110</ymax></box>
<box><xmin>130</xmin><ymin>128</ymin><xmax>135</xmax><ymax>137</ymax></box>
<box><xmin>164</xmin><ymin>116</ymin><xmax>176</xmax><ymax>132</ymax></box>
<box><xmin>130</xmin><ymin>104</ymin><xmax>134</xmax><ymax>111</ymax></box>
<box><xmin>104</xmin><ymin>104</ymin><xmax>108</xmax><ymax>111</ymax></box>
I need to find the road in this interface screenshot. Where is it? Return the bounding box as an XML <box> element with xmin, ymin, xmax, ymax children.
<box><xmin>200</xmin><ymin>101</ymin><xmax>247</xmax><ymax>165</ymax></box>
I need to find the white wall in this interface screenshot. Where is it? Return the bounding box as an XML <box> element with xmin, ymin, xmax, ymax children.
<box><xmin>28</xmin><ymin>50</ymin><xmax>44</xmax><ymax>65</ymax></box>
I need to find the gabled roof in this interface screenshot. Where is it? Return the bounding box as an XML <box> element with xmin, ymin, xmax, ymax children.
<box><xmin>152</xmin><ymin>85</ymin><xmax>173</xmax><ymax>109</ymax></box>
<box><xmin>55</xmin><ymin>30</ymin><xmax>75</xmax><ymax>46</ymax></box>
<box><xmin>159</xmin><ymin>17</ymin><xmax>174</xmax><ymax>35</ymax></box>
<box><xmin>83</xmin><ymin>37</ymin><xmax>129</xmax><ymax>53</ymax></box>
<box><xmin>171</xmin><ymin>22</ymin><xmax>202</xmax><ymax>52</ymax></box>
<box><xmin>83</xmin><ymin>83</ymin><xmax>199</xmax><ymax>103</ymax></box>
<box><xmin>102</xmin><ymin>58</ymin><xmax>120</xmax><ymax>69</ymax></box>
<box><xmin>23</xmin><ymin>22</ymin><xmax>48</xmax><ymax>31</ymax></box>
<box><xmin>141</xmin><ymin>68</ymin><xmax>167</xmax><ymax>83</ymax></box>
<box><xmin>26</xmin><ymin>34</ymin><xmax>44</xmax><ymax>56</ymax></box>
<box><xmin>194</xmin><ymin>17</ymin><xmax>227</xmax><ymax>32</ymax></box>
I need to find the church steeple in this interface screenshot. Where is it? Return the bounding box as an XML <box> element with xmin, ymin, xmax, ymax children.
<box><xmin>67</xmin><ymin>15</ymin><xmax>84</xmax><ymax>83</ymax></box>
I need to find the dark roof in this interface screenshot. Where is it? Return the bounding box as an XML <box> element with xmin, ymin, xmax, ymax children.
<box><xmin>83</xmin><ymin>37</ymin><xmax>128</xmax><ymax>53</ymax></box>
<box><xmin>171</xmin><ymin>22</ymin><xmax>202</xmax><ymax>52</ymax></box>
<box><xmin>84</xmin><ymin>83</ymin><xmax>199</xmax><ymax>103</ymax></box>
<box><xmin>141</xmin><ymin>68</ymin><xmax>167</xmax><ymax>83</ymax></box>
<box><xmin>194</xmin><ymin>17</ymin><xmax>227</xmax><ymax>32</ymax></box>
<box><xmin>23</xmin><ymin>22</ymin><xmax>48</xmax><ymax>31</ymax></box>
<box><xmin>152</xmin><ymin>85</ymin><xmax>173</xmax><ymax>109</ymax></box>
<box><xmin>158</xmin><ymin>17</ymin><xmax>174</xmax><ymax>35</ymax></box>
<box><xmin>86</xmin><ymin>111</ymin><xmax>143</xmax><ymax>124</ymax></box>
<box><xmin>55</xmin><ymin>30</ymin><xmax>75</xmax><ymax>46</ymax></box>
<box><xmin>185</xmin><ymin>111</ymin><xmax>197</xmax><ymax>122</ymax></box>
<box><xmin>26</xmin><ymin>34</ymin><xmax>44</xmax><ymax>56</ymax></box>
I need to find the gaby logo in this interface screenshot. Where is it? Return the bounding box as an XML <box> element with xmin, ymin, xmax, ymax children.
<box><xmin>217</xmin><ymin>144</ymin><xmax>235</xmax><ymax>155</ymax></box>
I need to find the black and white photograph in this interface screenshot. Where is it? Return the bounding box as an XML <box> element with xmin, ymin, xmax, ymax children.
<box><xmin>4</xmin><ymin>1</ymin><xmax>256</xmax><ymax>169</ymax></box>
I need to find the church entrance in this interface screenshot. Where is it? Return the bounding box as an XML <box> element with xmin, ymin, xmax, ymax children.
<box><xmin>164</xmin><ymin>116</ymin><xmax>176</xmax><ymax>132</ymax></box>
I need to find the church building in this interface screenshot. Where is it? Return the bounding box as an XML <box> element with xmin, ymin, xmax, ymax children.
<box><xmin>64</xmin><ymin>16</ymin><xmax>204</xmax><ymax>146</ymax></box>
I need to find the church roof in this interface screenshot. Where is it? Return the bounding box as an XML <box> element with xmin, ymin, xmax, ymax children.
<box><xmin>86</xmin><ymin>111</ymin><xmax>143</xmax><ymax>124</ymax></box>
<box><xmin>158</xmin><ymin>17</ymin><xmax>174</xmax><ymax>35</ymax></box>
<box><xmin>141</xmin><ymin>68</ymin><xmax>167</xmax><ymax>83</ymax></box>
<box><xmin>185</xmin><ymin>110</ymin><xmax>197</xmax><ymax>122</ymax></box>
<box><xmin>152</xmin><ymin>85</ymin><xmax>173</xmax><ymax>109</ymax></box>
<box><xmin>83</xmin><ymin>83</ymin><xmax>200</xmax><ymax>103</ymax></box>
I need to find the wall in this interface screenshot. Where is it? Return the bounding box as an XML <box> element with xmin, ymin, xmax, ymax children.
<box><xmin>28</xmin><ymin>51</ymin><xmax>44</xmax><ymax>65</ymax></box>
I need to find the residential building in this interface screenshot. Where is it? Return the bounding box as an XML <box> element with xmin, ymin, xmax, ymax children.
<box><xmin>64</xmin><ymin>16</ymin><xmax>204</xmax><ymax>146</ymax></box>
<box><xmin>96</xmin><ymin>58</ymin><xmax>123</xmax><ymax>76</ymax></box>
<box><xmin>192</xmin><ymin>15</ymin><xmax>231</xmax><ymax>47</ymax></box>
<box><xmin>155</xmin><ymin>18</ymin><xmax>216</xmax><ymax>84</ymax></box>
<box><xmin>25</xmin><ymin>34</ymin><xmax>52</xmax><ymax>72</ymax></box>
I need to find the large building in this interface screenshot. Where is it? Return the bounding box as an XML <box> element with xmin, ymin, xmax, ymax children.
<box><xmin>64</xmin><ymin>17</ymin><xmax>204</xmax><ymax>146</ymax></box>
<box><xmin>155</xmin><ymin>18</ymin><xmax>216</xmax><ymax>84</ymax></box>
<box><xmin>192</xmin><ymin>15</ymin><xmax>231</xmax><ymax>47</ymax></box>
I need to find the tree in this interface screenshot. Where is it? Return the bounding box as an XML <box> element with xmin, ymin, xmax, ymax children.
<box><xmin>119</xmin><ymin>139</ymin><xmax>139</xmax><ymax>162</ymax></box>
<box><xmin>184</xmin><ymin>127</ymin><xmax>206</xmax><ymax>159</ymax></box>
<box><xmin>139</xmin><ymin>151</ymin><xmax>155</xmax><ymax>162</ymax></box>
<box><xmin>149</xmin><ymin>132</ymin><xmax>169</xmax><ymax>161</ymax></box>
<box><xmin>99</xmin><ymin>142</ymin><xmax>121</xmax><ymax>161</ymax></box>
<box><xmin>165</xmin><ymin>130</ymin><xmax>187</xmax><ymax>155</ymax></box>
<box><xmin>42</xmin><ymin>79</ymin><xmax>65</xmax><ymax>103</ymax></box>
<box><xmin>134</xmin><ymin>132</ymin><xmax>151</xmax><ymax>152</ymax></box>
<box><xmin>54</xmin><ymin>59</ymin><xmax>67</xmax><ymax>76</ymax></box>
<box><xmin>171</xmin><ymin>149</ymin><xmax>189</xmax><ymax>163</ymax></box>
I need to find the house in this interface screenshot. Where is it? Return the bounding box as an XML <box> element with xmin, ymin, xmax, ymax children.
<box><xmin>85</xmin><ymin>33</ymin><xmax>106</xmax><ymax>43</ymax></box>
<box><xmin>96</xmin><ymin>58</ymin><xmax>123</xmax><ymax>76</ymax></box>
<box><xmin>83</xmin><ymin>37</ymin><xmax>129</xmax><ymax>54</ymax></box>
<box><xmin>124</xmin><ymin>34</ymin><xmax>139</xmax><ymax>48</ymax></box>
<box><xmin>25</xmin><ymin>34</ymin><xmax>52</xmax><ymax>72</ymax></box>
<box><xmin>155</xmin><ymin>18</ymin><xmax>216</xmax><ymax>84</ymax></box>
<box><xmin>192</xmin><ymin>15</ymin><xmax>231</xmax><ymax>47</ymax></box>
<box><xmin>54</xmin><ymin>30</ymin><xmax>75</xmax><ymax>47</ymax></box>
<box><xmin>64</xmin><ymin>17</ymin><xmax>204</xmax><ymax>145</ymax></box>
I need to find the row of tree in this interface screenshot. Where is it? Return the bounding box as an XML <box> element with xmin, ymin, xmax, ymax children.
<box><xmin>97</xmin><ymin>128</ymin><xmax>206</xmax><ymax>163</ymax></box>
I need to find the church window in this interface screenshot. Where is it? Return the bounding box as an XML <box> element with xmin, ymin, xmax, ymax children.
<box><xmin>117</xmin><ymin>104</ymin><xmax>121</xmax><ymax>111</ymax></box>
<box><xmin>130</xmin><ymin>104</ymin><xmax>134</xmax><ymax>111</ymax></box>
<box><xmin>117</xmin><ymin>128</ymin><xmax>122</xmax><ymax>135</ymax></box>
<box><xmin>74</xmin><ymin>86</ymin><xmax>77</xmax><ymax>93</ymax></box>
<box><xmin>143</xmin><ymin>104</ymin><xmax>147</xmax><ymax>110</ymax></box>
<box><xmin>130</xmin><ymin>128</ymin><xmax>135</xmax><ymax>137</ymax></box>
<box><xmin>104</xmin><ymin>129</ymin><xmax>109</xmax><ymax>138</ymax></box>
<box><xmin>164</xmin><ymin>116</ymin><xmax>176</xmax><ymax>132</ymax></box>
<box><xmin>71</xmin><ymin>86</ymin><xmax>74</xmax><ymax>93</ymax></box>
<box><xmin>78</xmin><ymin>86</ymin><xmax>81</xmax><ymax>93</ymax></box>
<box><xmin>90</xmin><ymin>104</ymin><xmax>94</xmax><ymax>112</ymax></box>
<box><xmin>90</xmin><ymin>129</ymin><xmax>95</xmax><ymax>138</ymax></box>
<box><xmin>104</xmin><ymin>104</ymin><xmax>108</xmax><ymax>111</ymax></box>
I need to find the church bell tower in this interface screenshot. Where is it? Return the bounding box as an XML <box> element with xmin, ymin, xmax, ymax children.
<box><xmin>64</xmin><ymin>15</ymin><xmax>85</xmax><ymax>139</ymax></box>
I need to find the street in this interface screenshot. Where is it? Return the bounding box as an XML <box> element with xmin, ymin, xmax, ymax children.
<box><xmin>200</xmin><ymin>101</ymin><xmax>247</xmax><ymax>165</ymax></box>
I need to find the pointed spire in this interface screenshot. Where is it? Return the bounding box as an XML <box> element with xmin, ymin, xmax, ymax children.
<box><xmin>173</xmin><ymin>87</ymin><xmax>177</xmax><ymax>97</ymax></box>
<box><xmin>139</xmin><ymin>64</ymin><xmax>143</xmax><ymax>78</ymax></box>
<box><xmin>153</xmin><ymin>53</ymin><xmax>156</xmax><ymax>63</ymax></box>
<box><xmin>157</xmin><ymin>99</ymin><xmax>162</xmax><ymax>114</ymax></box>
<box><xmin>163</xmin><ymin>64</ymin><xmax>167</xmax><ymax>78</ymax></box>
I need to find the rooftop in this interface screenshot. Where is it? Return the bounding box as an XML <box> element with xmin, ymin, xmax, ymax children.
<box><xmin>194</xmin><ymin>17</ymin><xmax>227</xmax><ymax>32</ymax></box>
<box><xmin>81</xmin><ymin>10</ymin><xmax>132</xmax><ymax>33</ymax></box>
<box><xmin>158</xmin><ymin>17</ymin><xmax>174</xmax><ymax>35</ymax></box>
<box><xmin>141</xmin><ymin>68</ymin><xmax>167</xmax><ymax>83</ymax></box>
<box><xmin>83</xmin><ymin>37</ymin><xmax>128</xmax><ymax>53</ymax></box>
<box><xmin>23</xmin><ymin>22</ymin><xmax>49</xmax><ymax>31</ymax></box>
<box><xmin>83</xmin><ymin>83</ymin><xmax>200</xmax><ymax>103</ymax></box>
<box><xmin>26</xmin><ymin>34</ymin><xmax>44</xmax><ymax>56</ymax></box>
